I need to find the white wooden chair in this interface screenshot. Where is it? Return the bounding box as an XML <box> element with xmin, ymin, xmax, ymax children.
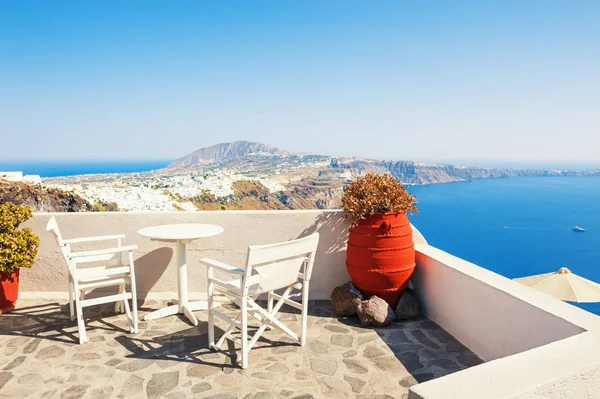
<box><xmin>200</xmin><ymin>233</ymin><xmax>319</xmax><ymax>369</ymax></box>
<box><xmin>46</xmin><ymin>216</ymin><xmax>139</xmax><ymax>344</ymax></box>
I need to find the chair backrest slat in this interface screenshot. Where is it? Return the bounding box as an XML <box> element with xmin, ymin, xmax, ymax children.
<box><xmin>46</xmin><ymin>216</ymin><xmax>64</xmax><ymax>247</ymax></box>
<box><xmin>46</xmin><ymin>216</ymin><xmax>75</xmax><ymax>273</ymax></box>
<box><xmin>246</xmin><ymin>233</ymin><xmax>319</xmax><ymax>294</ymax></box>
<box><xmin>247</xmin><ymin>233</ymin><xmax>319</xmax><ymax>266</ymax></box>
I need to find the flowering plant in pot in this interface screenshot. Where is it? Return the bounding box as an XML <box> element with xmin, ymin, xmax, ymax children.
<box><xmin>0</xmin><ymin>203</ymin><xmax>39</xmax><ymax>313</ymax></box>
<box><xmin>342</xmin><ymin>173</ymin><xmax>417</xmax><ymax>306</ymax></box>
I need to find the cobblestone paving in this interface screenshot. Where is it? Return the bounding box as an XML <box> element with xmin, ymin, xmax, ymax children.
<box><xmin>0</xmin><ymin>299</ymin><xmax>482</xmax><ymax>398</ymax></box>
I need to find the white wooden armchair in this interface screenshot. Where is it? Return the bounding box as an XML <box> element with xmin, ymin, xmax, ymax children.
<box><xmin>200</xmin><ymin>233</ymin><xmax>319</xmax><ymax>368</ymax></box>
<box><xmin>46</xmin><ymin>216</ymin><xmax>138</xmax><ymax>344</ymax></box>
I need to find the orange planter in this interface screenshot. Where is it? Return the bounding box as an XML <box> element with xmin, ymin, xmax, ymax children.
<box><xmin>0</xmin><ymin>269</ymin><xmax>19</xmax><ymax>314</ymax></box>
<box><xmin>346</xmin><ymin>212</ymin><xmax>415</xmax><ymax>306</ymax></box>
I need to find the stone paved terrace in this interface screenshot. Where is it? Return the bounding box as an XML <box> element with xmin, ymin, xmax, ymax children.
<box><xmin>0</xmin><ymin>299</ymin><xmax>482</xmax><ymax>399</ymax></box>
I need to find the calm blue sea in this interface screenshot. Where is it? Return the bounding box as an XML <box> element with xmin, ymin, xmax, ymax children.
<box><xmin>0</xmin><ymin>160</ymin><xmax>172</xmax><ymax>177</ymax></box>
<box><xmin>409</xmin><ymin>177</ymin><xmax>600</xmax><ymax>316</ymax></box>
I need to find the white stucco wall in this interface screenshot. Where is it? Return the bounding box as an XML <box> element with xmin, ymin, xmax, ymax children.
<box><xmin>410</xmin><ymin>244</ymin><xmax>587</xmax><ymax>361</ymax></box>
<box><xmin>22</xmin><ymin>210</ymin><xmax>352</xmax><ymax>300</ymax></box>
<box><xmin>409</xmin><ymin>243</ymin><xmax>600</xmax><ymax>399</ymax></box>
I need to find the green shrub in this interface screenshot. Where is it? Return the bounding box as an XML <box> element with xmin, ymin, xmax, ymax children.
<box><xmin>0</xmin><ymin>203</ymin><xmax>39</xmax><ymax>274</ymax></box>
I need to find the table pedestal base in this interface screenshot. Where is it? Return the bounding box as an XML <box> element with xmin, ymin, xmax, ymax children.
<box><xmin>143</xmin><ymin>301</ymin><xmax>220</xmax><ymax>326</ymax></box>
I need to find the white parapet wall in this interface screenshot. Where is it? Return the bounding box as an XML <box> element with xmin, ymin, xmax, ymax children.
<box><xmin>23</xmin><ymin>210</ymin><xmax>427</xmax><ymax>300</ymax></box>
<box><xmin>409</xmin><ymin>243</ymin><xmax>600</xmax><ymax>399</ymax></box>
<box><xmin>23</xmin><ymin>210</ymin><xmax>358</xmax><ymax>300</ymax></box>
<box><xmin>411</xmin><ymin>244</ymin><xmax>587</xmax><ymax>361</ymax></box>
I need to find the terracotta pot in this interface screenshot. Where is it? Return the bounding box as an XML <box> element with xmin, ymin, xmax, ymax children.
<box><xmin>346</xmin><ymin>212</ymin><xmax>415</xmax><ymax>306</ymax></box>
<box><xmin>0</xmin><ymin>269</ymin><xmax>19</xmax><ymax>314</ymax></box>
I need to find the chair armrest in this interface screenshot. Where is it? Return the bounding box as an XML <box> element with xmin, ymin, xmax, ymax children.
<box><xmin>69</xmin><ymin>245</ymin><xmax>138</xmax><ymax>258</ymax></box>
<box><xmin>200</xmin><ymin>258</ymin><xmax>245</xmax><ymax>275</ymax></box>
<box><xmin>63</xmin><ymin>234</ymin><xmax>126</xmax><ymax>244</ymax></box>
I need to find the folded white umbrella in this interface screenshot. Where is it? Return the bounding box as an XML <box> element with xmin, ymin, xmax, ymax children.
<box><xmin>514</xmin><ymin>267</ymin><xmax>600</xmax><ymax>303</ymax></box>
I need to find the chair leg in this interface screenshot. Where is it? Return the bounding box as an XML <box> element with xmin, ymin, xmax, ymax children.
<box><xmin>115</xmin><ymin>284</ymin><xmax>125</xmax><ymax>314</ymax></box>
<box><xmin>266</xmin><ymin>291</ymin><xmax>274</xmax><ymax>330</ymax></box>
<box><xmin>74</xmin><ymin>292</ymin><xmax>87</xmax><ymax>344</ymax></box>
<box><xmin>267</xmin><ymin>292</ymin><xmax>273</xmax><ymax>313</ymax></box>
<box><xmin>240</xmin><ymin>296</ymin><xmax>249</xmax><ymax>369</ymax></box>
<box><xmin>68</xmin><ymin>278</ymin><xmax>75</xmax><ymax>321</ymax></box>
<box><xmin>207</xmin><ymin>268</ymin><xmax>215</xmax><ymax>349</ymax></box>
<box><xmin>129</xmin><ymin>252</ymin><xmax>138</xmax><ymax>334</ymax></box>
<box><xmin>130</xmin><ymin>294</ymin><xmax>138</xmax><ymax>334</ymax></box>
<box><xmin>122</xmin><ymin>295</ymin><xmax>135</xmax><ymax>334</ymax></box>
<box><xmin>300</xmin><ymin>282</ymin><xmax>310</xmax><ymax>347</ymax></box>
<box><xmin>131</xmin><ymin>293</ymin><xmax>138</xmax><ymax>334</ymax></box>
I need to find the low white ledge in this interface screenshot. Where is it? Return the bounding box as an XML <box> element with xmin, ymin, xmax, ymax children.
<box><xmin>409</xmin><ymin>243</ymin><xmax>600</xmax><ymax>399</ymax></box>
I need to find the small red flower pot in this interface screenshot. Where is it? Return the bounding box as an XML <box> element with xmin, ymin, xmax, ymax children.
<box><xmin>0</xmin><ymin>269</ymin><xmax>20</xmax><ymax>314</ymax></box>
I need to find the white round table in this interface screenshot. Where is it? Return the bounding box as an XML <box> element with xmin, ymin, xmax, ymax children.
<box><xmin>138</xmin><ymin>223</ymin><xmax>224</xmax><ymax>326</ymax></box>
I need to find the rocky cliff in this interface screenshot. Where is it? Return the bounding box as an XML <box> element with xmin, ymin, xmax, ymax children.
<box><xmin>287</xmin><ymin>185</ymin><xmax>344</xmax><ymax>209</ymax></box>
<box><xmin>380</xmin><ymin>161</ymin><xmax>512</xmax><ymax>184</ymax></box>
<box><xmin>380</xmin><ymin>160</ymin><xmax>597</xmax><ymax>184</ymax></box>
<box><xmin>0</xmin><ymin>182</ymin><xmax>93</xmax><ymax>212</ymax></box>
<box><xmin>185</xmin><ymin>179</ymin><xmax>344</xmax><ymax>211</ymax></box>
<box><xmin>191</xmin><ymin>180</ymin><xmax>290</xmax><ymax>210</ymax></box>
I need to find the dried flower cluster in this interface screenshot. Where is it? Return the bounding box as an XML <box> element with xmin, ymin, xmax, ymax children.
<box><xmin>342</xmin><ymin>173</ymin><xmax>417</xmax><ymax>224</ymax></box>
<box><xmin>0</xmin><ymin>203</ymin><xmax>39</xmax><ymax>274</ymax></box>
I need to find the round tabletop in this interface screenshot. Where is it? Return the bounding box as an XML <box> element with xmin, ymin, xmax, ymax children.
<box><xmin>137</xmin><ymin>224</ymin><xmax>224</xmax><ymax>242</ymax></box>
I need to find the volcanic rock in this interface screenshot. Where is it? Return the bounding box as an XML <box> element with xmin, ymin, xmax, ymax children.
<box><xmin>330</xmin><ymin>282</ymin><xmax>363</xmax><ymax>317</ymax></box>
<box><xmin>356</xmin><ymin>296</ymin><xmax>395</xmax><ymax>327</ymax></box>
<box><xmin>394</xmin><ymin>289</ymin><xmax>421</xmax><ymax>320</ymax></box>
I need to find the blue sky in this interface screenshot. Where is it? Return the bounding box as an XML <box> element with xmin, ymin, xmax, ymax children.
<box><xmin>1</xmin><ymin>1</ymin><xmax>599</xmax><ymax>165</ymax></box>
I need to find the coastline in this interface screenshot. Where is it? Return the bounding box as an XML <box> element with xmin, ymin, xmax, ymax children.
<box><xmin>0</xmin><ymin>159</ymin><xmax>172</xmax><ymax>178</ymax></box>
<box><xmin>2</xmin><ymin>158</ymin><xmax>599</xmax><ymax>213</ymax></box>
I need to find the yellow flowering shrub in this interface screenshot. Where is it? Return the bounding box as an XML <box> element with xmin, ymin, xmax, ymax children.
<box><xmin>342</xmin><ymin>173</ymin><xmax>417</xmax><ymax>224</ymax></box>
<box><xmin>0</xmin><ymin>203</ymin><xmax>39</xmax><ymax>274</ymax></box>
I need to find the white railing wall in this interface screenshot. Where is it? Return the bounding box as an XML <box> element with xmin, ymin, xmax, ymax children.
<box><xmin>23</xmin><ymin>210</ymin><xmax>352</xmax><ymax>299</ymax></box>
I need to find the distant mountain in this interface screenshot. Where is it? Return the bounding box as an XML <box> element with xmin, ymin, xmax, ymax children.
<box><xmin>168</xmin><ymin>141</ymin><xmax>598</xmax><ymax>186</ymax></box>
<box><xmin>169</xmin><ymin>141</ymin><xmax>290</xmax><ymax>168</ymax></box>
